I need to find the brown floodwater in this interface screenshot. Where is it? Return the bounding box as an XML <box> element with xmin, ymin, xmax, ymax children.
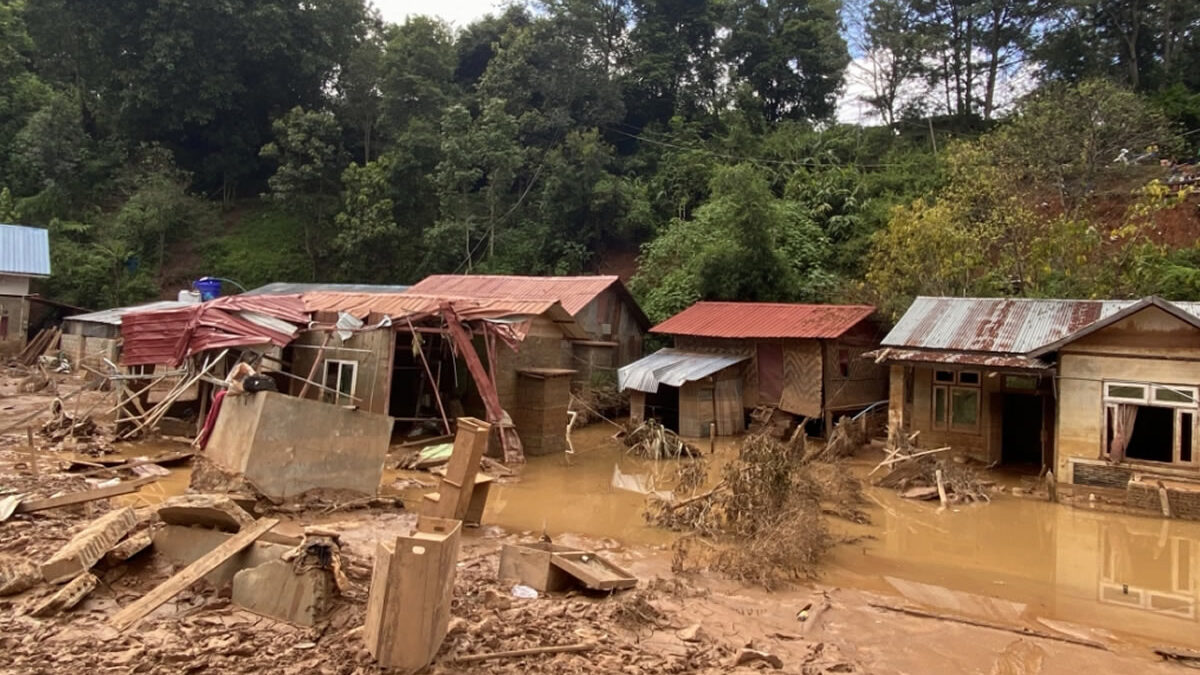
<box><xmin>116</xmin><ymin>422</ymin><xmax>1200</xmax><ymax>649</ymax></box>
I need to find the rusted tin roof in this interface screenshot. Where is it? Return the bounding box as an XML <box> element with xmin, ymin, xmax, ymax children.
<box><xmin>866</xmin><ymin>347</ymin><xmax>1051</xmax><ymax>370</ymax></box>
<box><xmin>121</xmin><ymin>295</ymin><xmax>309</xmax><ymax>366</ymax></box>
<box><xmin>879</xmin><ymin>296</ymin><xmax>1200</xmax><ymax>366</ymax></box>
<box><xmin>408</xmin><ymin>274</ymin><xmax>650</xmax><ymax>329</ymax></box>
<box><xmin>302</xmin><ymin>292</ymin><xmax>588</xmax><ymax>339</ymax></box>
<box><xmin>650</xmin><ymin>302</ymin><xmax>876</xmax><ymax>340</ymax></box>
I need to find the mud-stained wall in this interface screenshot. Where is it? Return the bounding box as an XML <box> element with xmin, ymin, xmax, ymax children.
<box><xmin>905</xmin><ymin>365</ymin><xmax>1004</xmax><ymax>462</ymax></box>
<box><xmin>0</xmin><ymin>295</ymin><xmax>28</xmax><ymax>357</ymax></box>
<box><xmin>822</xmin><ymin>338</ymin><xmax>888</xmax><ymax>417</ymax></box>
<box><xmin>290</xmin><ymin>325</ymin><xmax>395</xmax><ymax>416</ymax></box>
<box><xmin>571</xmin><ymin>288</ymin><xmax>646</xmax><ymax>368</ymax></box>
<box><xmin>490</xmin><ymin>316</ymin><xmax>572</xmax><ymax>414</ymax></box>
<box><xmin>678</xmin><ymin>365</ymin><xmax>744</xmax><ymax>437</ymax></box>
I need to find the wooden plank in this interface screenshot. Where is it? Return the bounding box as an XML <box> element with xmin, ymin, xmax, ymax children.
<box><xmin>550</xmin><ymin>552</ymin><xmax>637</xmax><ymax>591</ymax></box>
<box><xmin>109</xmin><ymin>517</ymin><xmax>279</xmax><ymax>632</ymax></box>
<box><xmin>16</xmin><ymin>476</ymin><xmax>159</xmax><ymax>514</ymax></box>
<box><xmin>431</xmin><ymin>418</ymin><xmax>490</xmax><ymax>521</ymax></box>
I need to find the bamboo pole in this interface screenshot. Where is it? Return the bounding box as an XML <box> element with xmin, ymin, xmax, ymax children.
<box><xmin>298</xmin><ymin>332</ymin><xmax>332</xmax><ymax>399</ymax></box>
<box><xmin>405</xmin><ymin>317</ymin><xmax>451</xmax><ymax>435</ymax></box>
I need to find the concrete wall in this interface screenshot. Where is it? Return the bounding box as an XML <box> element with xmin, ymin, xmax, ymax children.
<box><xmin>205</xmin><ymin>391</ymin><xmax>392</xmax><ymax>500</ymax></box>
<box><xmin>490</xmin><ymin>316</ymin><xmax>570</xmax><ymax>413</ymax></box>
<box><xmin>289</xmin><ymin>326</ymin><xmax>395</xmax><ymax>416</ymax></box>
<box><xmin>0</xmin><ymin>294</ymin><xmax>28</xmax><ymax>356</ymax></box>
<box><xmin>0</xmin><ymin>274</ymin><xmax>30</xmax><ymax>295</ymax></box>
<box><xmin>906</xmin><ymin>365</ymin><xmax>1003</xmax><ymax>462</ymax></box>
<box><xmin>59</xmin><ymin>333</ymin><xmax>119</xmax><ymax>368</ymax></box>
<box><xmin>1056</xmin><ymin>307</ymin><xmax>1200</xmax><ymax>484</ymax></box>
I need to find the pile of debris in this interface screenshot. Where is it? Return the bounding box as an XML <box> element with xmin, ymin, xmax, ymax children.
<box><xmin>645</xmin><ymin>431</ymin><xmax>866</xmax><ymax>589</ymax></box>
<box><xmin>871</xmin><ymin>423</ymin><xmax>991</xmax><ymax>505</ymax></box>
<box><xmin>39</xmin><ymin>398</ymin><xmax>114</xmax><ymax>456</ymax></box>
<box><xmin>619</xmin><ymin>419</ymin><xmax>700</xmax><ymax>459</ymax></box>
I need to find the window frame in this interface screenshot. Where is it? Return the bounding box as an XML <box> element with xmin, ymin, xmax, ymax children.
<box><xmin>323</xmin><ymin>358</ymin><xmax>359</xmax><ymax>405</ymax></box>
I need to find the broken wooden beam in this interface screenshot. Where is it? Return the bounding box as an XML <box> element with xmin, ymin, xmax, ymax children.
<box><xmin>868</xmin><ymin>603</ymin><xmax>1107</xmax><ymax>650</ymax></box>
<box><xmin>104</xmin><ymin>532</ymin><xmax>153</xmax><ymax>565</ymax></box>
<box><xmin>31</xmin><ymin>572</ymin><xmax>98</xmax><ymax>617</ymax></box>
<box><xmin>454</xmin><ymin>642</ymin><xmax>595</xmax><ymax>664</ymax></box>
<box><xmin>109</xmin><ymin>517</ymin><xmax>279</xmax><ymax>632</ymax></box>
<box><xmin>42</xmin><ymin>507</ymin><xmax>138</xmax><ymax>583</ymax></box>
<box><xmin>16</xmin><ymin>477</ymin><xmax>159</xmax><ymax>514</ymax></box>
<box><xmin>430</xmin><ymin>418</ymin><xmax>490</xmax><ymax>521</ymax></box>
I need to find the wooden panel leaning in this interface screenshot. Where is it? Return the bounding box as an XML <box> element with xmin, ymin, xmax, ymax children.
<box><xmin>363</xmin><ymin>516</ymin><xmax>462</xmax><ymax>670</ymax></box>
<box><xmin>431</xmin><ymin>417</ymin><xmax>490</xmax><ymax>521</ymax></box>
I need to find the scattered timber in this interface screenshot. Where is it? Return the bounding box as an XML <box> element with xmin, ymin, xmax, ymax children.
<box><xmin>109</xmin><ymin>517</ymin><xmax>280</xmax><ymax>632</ymax></box>
<box><xmin>454</xmin><ymin>642</ymin><xmax>596</xmax><ymax>664</ymax></box>
<box><xmin>1154</xmin><ymin>645</ymin><xmax>1200</xmax><ymax>668</ymax></box>
<box><xmin>868</xmin><ymin>603</ymin><xmax>1107</xmax><ymax>650</ymax></box>
<box><xmin>15</xmin><ymin>476</ymin><xmax>158</xmax><ymax>513</ymax></box>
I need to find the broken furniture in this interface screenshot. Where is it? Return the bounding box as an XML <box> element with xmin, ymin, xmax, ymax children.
<box><xmin>364</xmin><ymin>516</ymin><xmax>462</xmax><ymax>670</ymax></box>
<box><xmin>422</xmin><ymin>473</ymin><xmax>494</xmax><ymax>526</ymax></box>
<box><xmin>498</xmin><ymin>542</ymin><xmax>637</xmax><ymax>593</ymax></box>
<box><xmin>202</xmin><ymin>390</ymin><xmax>392</xmax><ymax>501</ymax></box>
<box><xmin>425</xmin><ymin>417</ymin><xmax>490</xmax><ymax>521</ymax></box>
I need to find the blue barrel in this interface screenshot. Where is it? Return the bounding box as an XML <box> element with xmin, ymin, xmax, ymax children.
<box><xmin>194</xmin><ymin>277</ymin><xmax>222</xmax><ymax>301</ymax></box>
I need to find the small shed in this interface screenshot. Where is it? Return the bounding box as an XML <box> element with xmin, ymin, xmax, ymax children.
<box><xmin>61</xmin><ymin>300</ymin><xmax>193</xmax><ymax>368</ymax></box>
<box><xmin>0</xmin><ymin>223</ymin><xmax>50</xmax><ymax>356</ymax></box>
<box><xmin>620</xmin><ymin>302</ymin><xmax>887</xmax><ymax>437</ymax></box>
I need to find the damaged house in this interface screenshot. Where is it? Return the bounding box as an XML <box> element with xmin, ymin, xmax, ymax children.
<box><xmin>0</xmin><ymin>223</ymin><xmax>51</xmax><ymax>356</ymax></box>
<box><xmin>875</xmin><ymin>296</ymin><xmax>1200</xmax><ymax>517</ymax></box>
<box><xmin>618</xmin><ymin>302</ymin><xmax>888</xmax><ymax>437</ymax></box>
<box><xmin>118</xmin><ymin>290</ymin><xmax>587</xmax><ymax>463</ymax></box>
<box><xmin>407</xmin><ymin>274</ymin><xmax>650</xmax><ymax>386</ymax></box>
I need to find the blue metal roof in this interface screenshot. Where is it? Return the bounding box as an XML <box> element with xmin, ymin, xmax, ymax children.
<box><xmin>618</xmin><ymin>348</ymin><xmax>749</xmax><ymax>394</ymax></box>
<box><xmin>0</xmin><ymin>223</ymin><xmax>51</xmax><ymax>277</ymax></box>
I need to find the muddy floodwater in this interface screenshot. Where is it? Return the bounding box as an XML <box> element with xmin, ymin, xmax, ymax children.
<box><xmin>133</xmin><ymin>421</ymin><xmax>1200</xmax><ymax>651</ymax></box>
<box><xmin>480</xmin><ymin>424</ymin><xmax>1200</xmax><ymax>650</ymax></box>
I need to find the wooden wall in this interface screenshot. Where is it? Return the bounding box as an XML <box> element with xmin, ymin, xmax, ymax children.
<box><xmin>677</xmin><ymin>366</ymin><xmax>745</xmax><ymax>437</ymax></box>
<box><xmin>573</xmin><ymin>288</ymin><xmax>645</xmax><ymax>368</ymax></box>
<box><xmin>289</xmin><ymin>323</ymin><xmax>395</xmax><ymax>416</ymax></box>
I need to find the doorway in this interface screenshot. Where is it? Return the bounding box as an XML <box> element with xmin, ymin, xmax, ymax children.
<box><xmin>646</xmin><ymin>386</ymin><xmax>680</xmax><ymax>432</ymax></box>
<box><xmin>1002</xmin><ymin>393</ymin><xmax>1043</xmax><ymax>466</ymax></box>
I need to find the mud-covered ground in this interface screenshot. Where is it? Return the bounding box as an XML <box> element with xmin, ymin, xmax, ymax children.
<box><xmin>0</xmin><ymin>373</ymin><xmax>1190</xmax><ymax>674</ymax></box>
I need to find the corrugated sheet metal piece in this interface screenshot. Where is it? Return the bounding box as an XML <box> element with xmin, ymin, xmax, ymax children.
<box><xmin>244</xmin><ymin>282</ymin><xmax>410</xmax><ymax>295</ymax></box>
<box><xmin>618</xmin><ymin>348</ymin><xmax>749</xmax><ymax>393</ymax></box>
<box><xmin>0</xmin><ymin>223</ymin><xmax>51</xmax><ymax>277</ymax></box>
<box><xmin>409</xmin><ymin>274</ymin><xmax>635</xmax><ymax>318</ymax></box>
<box><xmin>883</xmin><ymin>297</ymin><xmax>1200</xmax><ymax>355</ymax></box>
<box><xmin>651</xmin><ymin>302</ymin><xmax>876</xmax><ymax>339</ymax></box>
<box><xmin>65</xmin><ymin>300</ymin><xmax>193</xmax><ymax>326</ymax></box>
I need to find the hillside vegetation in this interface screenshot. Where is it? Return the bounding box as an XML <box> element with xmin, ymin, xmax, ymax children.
<box><xmin>0</xmin><ymin>0</ymin><xmax>1196</xmax><ymax>318</ymax></box>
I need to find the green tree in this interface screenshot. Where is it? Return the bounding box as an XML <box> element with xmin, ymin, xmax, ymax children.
<box><xmin>334</xmin><ymin>155</ymin><xmax>409</xmax><ymax>282</ymax></box>
<box><xmin>260</xmin><ymin>107</ymin><xmax>349</xmax><ymax>280</ymax></box>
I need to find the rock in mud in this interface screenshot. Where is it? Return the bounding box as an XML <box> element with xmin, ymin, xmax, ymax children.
<box><xmin>0</xmin><ymin>555</ymin><xmax>40</xmax><ymax>596</ymax></box>
<box><xmin>41</xmin><ymin>507</ymin><xmax>137</xmax><ymax>583</ymax></box>
<box><xmin>734</xmin><ymin>647</ymin><xmax>784</xmax><ymax>669</ymax></box>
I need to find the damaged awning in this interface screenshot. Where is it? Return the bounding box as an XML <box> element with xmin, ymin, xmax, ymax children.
<box><xmin>864</xmin><ymin>347</ymin><xmax>1052</xmax><ymax>370</ymax></box>
<box><xmin>618</xmin><ymin>348</ymin><xmax>749</xmax><ymax>394</ymax></box>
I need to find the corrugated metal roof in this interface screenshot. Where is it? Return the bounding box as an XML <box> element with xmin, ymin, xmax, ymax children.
<box><xmin>408</xmin><ymin>274</ymin><xmax>649</xmax><ymax>329</ymax></box>
<box><xmin>64</xmin><ymin>300</ymin><xmax>194</xmax><ymax>326</ymax></box>
<box><xmin>0</xmin><ymin>223</ymin><xmax>51</xmax><ymax>277</ymax></box>
<box><xmin>618</xmin><ymin>348</ymin><xmax>750</xmax><ymax>393</ymax></box>
<box><xmin>244</xmin><ymin>282</ymin><xmax>411</xmax><ymax>295</ymax></box>
<box><xmin>882</xmin><ymin>297</ymin><xmax>1200</xmax><ymax>355</ymax></box>
<box><xmin>651</xmin><ymin>302</ymin><xmax>876</xmax><ymax>339</ymax></box>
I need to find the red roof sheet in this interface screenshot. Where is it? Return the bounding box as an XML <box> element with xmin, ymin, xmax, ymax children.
<box><xmin>651</xmin><ymin>302</ymin><xmax>876</xmax><ymax>339</ymax></box>
<box><xmin>408</xmin><ymin>274</ymin><xmax>648</xmax><ymax>326</ymax></box>
<box><xmin>121</xmin><ymin>295</ymin><xmax>309</xmax><ymax>366</ymax></box>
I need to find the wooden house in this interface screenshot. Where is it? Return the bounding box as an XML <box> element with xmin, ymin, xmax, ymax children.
<box><xmin>618</xmin><ymin>302</ymin><xmax>887</xmax><ymax>437</ymax></box>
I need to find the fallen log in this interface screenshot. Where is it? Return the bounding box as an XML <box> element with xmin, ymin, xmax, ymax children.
<box><xmin>455</xmin><ymin>642</ymin><xmax>596</xmax><ymax>663</ymax></box>
<box><xmin>868</xmin><ymin>603</ymin><xmax>1107</xmax><ymax>650</ymax></box>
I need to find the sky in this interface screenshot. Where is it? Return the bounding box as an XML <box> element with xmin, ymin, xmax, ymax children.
<box><xmin>371</xmin><ymin>0</ymin><xmax>498</xmax><ymax>29</ymax></box>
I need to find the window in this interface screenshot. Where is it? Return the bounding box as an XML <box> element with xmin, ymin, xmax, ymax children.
<box><xmin>951</xmin><ymin>389</ymin><xmax>979</xmax><ymax>427</ymax></box>
<box><xmin>323</xmin><ymin>359</ymin><xmax>358</xmax><ymax>405</ymax></box>
<box><xmin>1105</xmin><ymin>382</ymin><xmax>1148</xmax><ymax>403</ymax></box>
<box><xmin>932</xmin><ymin>368</ymin><xmax>980</xmax><ymax>431</ymax></box>
<box><xmin>837</xmin><ymin>348</ymin><xmax>850</xmax><ymax>378</ymax></box>
<box><xmin>1104</xmin><ymin>380</ymin><xmax>1199</xmax><ymax>466</ymax></box>
<box><xmin>1004</xmin><ymin>374</ymin><xmax>1038</xmax><ymax>390</ymax></box>
<box><xmin>1155</xmin><ymin>385</ymin><xmax>1198</xmax><ymax>407</ymax></box>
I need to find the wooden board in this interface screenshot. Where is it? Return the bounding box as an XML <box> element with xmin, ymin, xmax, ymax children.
<box><xmin>432</xmin><ymin>418</ymin><xmax>489</xmax><ymax>520</ymax></box>
<box><xmin>109</xmin><ymin>517</ymin><xmax>279</xmax><ymax>632</ymax></box>
<box><xmin>16</xmin><ymin>477</ymin><xmax>159</xmax><ymax>514</ymax></box>
<box><xmin>550</xmin><ymin>552</ymin><xmax>637</xmax><ymax>591</ymax></box>
<box><xmin>498</xmin><ymin>543</ymin><xmax>585</xmax><ymax>593</ymax></box>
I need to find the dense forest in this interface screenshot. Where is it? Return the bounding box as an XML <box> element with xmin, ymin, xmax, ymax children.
<box><xmin>0</xmin><ymin>0</ymin><xmax>1198</xmax><ymax>321</ymax></box>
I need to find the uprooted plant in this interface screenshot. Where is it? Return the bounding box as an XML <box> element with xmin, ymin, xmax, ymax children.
<box><xmin>619</xmin><ymin>419</ymin><xmax>701</xmax><ymax>459</ymax></box>
<box><xmin>645</xmin><ymin>430</ymin><xmax>868</xmax><ymax>589</ymax></box>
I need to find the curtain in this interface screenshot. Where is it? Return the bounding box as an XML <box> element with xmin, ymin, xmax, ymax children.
<box><xmin>1110</xmin><ymin>404</ymin><xmax>1138</xmax><ymax>463</ymax></box>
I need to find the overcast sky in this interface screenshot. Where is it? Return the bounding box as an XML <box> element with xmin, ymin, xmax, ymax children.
<box><xmin>370</xmin><ymin>0</ymin><xmax>499</xmax><ymax>29</ymax></box>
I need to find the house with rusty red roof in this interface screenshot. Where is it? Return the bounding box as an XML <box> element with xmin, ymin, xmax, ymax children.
<box><xmin>873</xmin><ymin>296</ymin><xmax>1200</xmax><ymax>513</ymax></box>
<box><xmin>407</xmin><ymin>274</ymin><xmax>650</xmax><ymax>383</ymax></box>
<box><xmin>618</xmin><ymin>301</ymin><xmax>887</xmax><ymax>437</ymax></box>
